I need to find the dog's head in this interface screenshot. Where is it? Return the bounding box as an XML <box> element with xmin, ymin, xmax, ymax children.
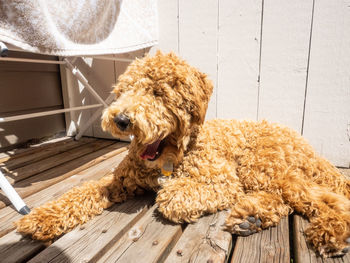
<box><xmin>102</xmin><ymin>51</ymin><xmax>213</xmax><ymax>168</ymax></box>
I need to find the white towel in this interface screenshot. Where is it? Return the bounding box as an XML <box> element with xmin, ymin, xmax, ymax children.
<box><xmin>0</xmin><ymin>0</ymin><xmax>158</xmax><ymax>56</ymax></box>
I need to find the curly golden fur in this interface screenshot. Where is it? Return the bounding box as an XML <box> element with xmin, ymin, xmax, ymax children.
<box><xmin>16</xmin><ymin>51</ymin><xmax>350</xmax><ymax>258</ymax></box>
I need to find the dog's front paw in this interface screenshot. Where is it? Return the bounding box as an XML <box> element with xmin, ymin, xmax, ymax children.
<box><xmin>225</xmin><ymin>215</ymin><xmax>262</xmax><ymax>236</ymax></box>
<box><xmin>15</xmin><ymin>206</ymin><xmax>66</xmax><ymax>241</ymax></box>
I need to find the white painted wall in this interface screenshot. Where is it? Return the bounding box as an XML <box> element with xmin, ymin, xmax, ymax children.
<box><xmin>66</xmin><ymin>0</ymin><xmax>350</xmax><ymax>167</ymax></box>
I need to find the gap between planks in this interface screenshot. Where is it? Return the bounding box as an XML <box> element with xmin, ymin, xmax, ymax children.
<box><xmin>0</xmin><ymin>150</ymin><xmax>128</xmax><ymax>238</ymax></box>
<box><xmin>231</xmin><ymin>217</ymin><xmax>290</xmax><ymax>263</ymax></box>
<box><xmin>0</xmin><ymin>141</ymin><xmax>128</xmax><ymax>209</ymax></box>
<box><xmin>0</xmin><ymin>137</ymin><xmax>95</xmax><ymax>171</ymax></box>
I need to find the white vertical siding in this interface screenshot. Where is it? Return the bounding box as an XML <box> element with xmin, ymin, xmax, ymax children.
<box><xmin>217</xmin><ymin>0</ymin><xmax>262</xmax><ymax>120</ymax></box>
<box><xmin>178</xmin><ymin>0</ymin><xmax>218</xmax><ymax>120</ymax></box>
<box><xmin>302</xmin><ymin>0</ymin><xmax>350</xmax><ymax>167</ymax></box>
<box><xmin>70</xmin><ymin>0</ymin><xmax>350</xmax><ymax>167</ymax></box>
<box><xmin>258</xmin><ymin>0</ymin><xmax>313</xmax><ymax>132</ymax></box>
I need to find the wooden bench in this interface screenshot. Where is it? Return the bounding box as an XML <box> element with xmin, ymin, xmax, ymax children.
<box><xmin>0</xmin><ymin>137</ymin><xmax>349</xmax><ymax>262</ymax></box>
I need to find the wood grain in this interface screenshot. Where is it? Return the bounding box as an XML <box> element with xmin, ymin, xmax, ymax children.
<box><xmin>0</xmin><ymin>151</ymin><xmax>128</xmax><ymax>238</ymax></box>
<box><xmin>231</xmin><ymin>217</ymin><xmax>290</xmax><ymax>262</ymax></box>
<box><xmin>293</xmin><ymin>214</ymin><xmax>350</xmax><ymax>263</ymax></box>
<box><xmin>164</xmin><ymin>211</ymin><xmax>232</xmax><ymax>263</ymax></box>
<box><xmin>97</xmin><ymin>205</ymin><xmax>183</xmax><ymax>263</ymax></box>
<box><xmin>0</xmin><ymin>142</ymin><xmax>128</xmax><ymax>209</ymax></box>
<box><xmin>0</xmin><ymin>137</ymin><xmax>94</xmax><ymax>171</ymax></box>
<box><xmin>4</xmin><ymin>139</ymin><xmax>110</xmax><ymax>184</ymax></box>
<box><xmin>0</xmin><ymin>136</ymin><xmax>71</xmax><ymax>163</ymax></box>
<box><xmin>0</xmin><ymin>230</ymin><xmax>45</xmax><ymax>263</ymax></box>
<box><xmin>28</xmin><ymin>195</ymin><xmax>154</xmax><ymax>263</ymax></box>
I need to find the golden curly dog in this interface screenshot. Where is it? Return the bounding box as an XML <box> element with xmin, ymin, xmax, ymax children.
<box><xmin>16</xmin><ymin>51</ymin><xmax>350</xmax><ymax>257</ymax></box>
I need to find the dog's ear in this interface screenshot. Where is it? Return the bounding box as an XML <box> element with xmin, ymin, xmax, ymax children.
<box><xmin>180</xmin><ymin>71</ymin><xmax>213</xmax><ymax>125</ymax></box>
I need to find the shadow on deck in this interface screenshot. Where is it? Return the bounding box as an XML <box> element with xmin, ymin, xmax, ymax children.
<box><xmin>0</xmin><ymin>137</ymin><xmax>349</xmax><ymax>263</ymax></box>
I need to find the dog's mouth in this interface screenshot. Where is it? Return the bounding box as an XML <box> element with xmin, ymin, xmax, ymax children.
<box><xmin>140</xmin><ymin>139</ymin><xmax>166</xmax><ymax>161</ymax></box>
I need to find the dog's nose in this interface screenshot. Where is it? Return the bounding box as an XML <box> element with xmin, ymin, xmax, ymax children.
<box><xmin>113</xmin><ymin>113</ymin><xmax>130</xmax><ymax>131</ymax></box>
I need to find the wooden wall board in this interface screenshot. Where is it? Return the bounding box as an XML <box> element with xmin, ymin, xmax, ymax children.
<box><xmin>257</xmin><ymin>0</ymin><xmax>313</xmax><ymax>132</ymax></box>
<box><xmin>302</xmin><ymin>0</ymin><xmax>350</xmax><ymax>167</ymax></box>
<box><xmin>0</xmin><ymin>115</ymin><xmax>65</xmax><ymax>149</ymax></box>
<box><xmin>0</xmin><ymin>72</ymin><xmax>63</xmax><ymax>113</ymax></box>
<box><xmin>178</xmin><ymin>0</ymin><xmax>218</xmax><ymax>120</ymax></box>
<box><xmin>217</xmin><ymin>0</ymin><xmax>262</xmax><ymax>121</ymax></box>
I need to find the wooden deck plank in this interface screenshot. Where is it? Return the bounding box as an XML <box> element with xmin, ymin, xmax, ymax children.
<box><xmin>293</xmin><ymin>215</ymin><xmax>350</xmax><ymax>263</ymax></box>
<box><xmin>28</xmin><ymin>195</ymin><xmax>154</xmax><ymax>263</ymax></box>
<box><xmin>0</xmin><ymin>151</ymin><xmax>128</xmax><ymax>238</ymax></box>
<box><xmin>231</xmin><ymin>217</ymin><xmax>290</xmax><ymax>263</ymax></box>
<box><xmin>164</xmin><ymin>211</ymin><xmax>231</xmax><ymax>263</ymax></box>
<box><xmin>0</xmin><ymin>230</ymin><xmax>44</xmax><ymax>263</ymax></box>
<box><xmin>0</xmin><ymin>136</ymin><xmax>71</xmax><ymax>163</ymax></box>
<box><xmin>3</xmin><ymin>138</ymin><xmax>108</xmax><ymax>184</ymax></box>
<box><xmin>97</xmin><ymin>205</ymin><xmax>183</xmax><ymax>263</ymax></box>
<box><xmin>0</xmin><ymin>137</ymin><xmax>94</xmax><ymax>170</ymax></box>
<box><xmin>0</xmin><ymin>142</ymin><xmax>128</xmax><ymax>209</ymax></box>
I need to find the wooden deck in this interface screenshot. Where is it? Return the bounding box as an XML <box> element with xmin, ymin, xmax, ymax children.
<box><xmin>0</xmin><ymin>137</ymin><xmax>349</xmax><ymax>263</ymax></box>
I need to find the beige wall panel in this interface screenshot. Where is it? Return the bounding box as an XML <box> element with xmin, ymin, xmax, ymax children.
<box><xmin>0</xmin><ymin>72</ymin><xmax>62</xmax><ymax>113</ymax></box>
<box><xmin>0</xmin><ymin>114</ymin><xmax>65</xmax><ymax>148</ymax></box>
<box><xmin>258</xmin><ymin>0</ymin><xmax>313</xmax><ymax>132</ymax></box>
<box><xmin>217</xmin><ymin>0</ymin><xmax>262</xmax><ymax>120</ymax></box>
<box><xmin>0</xmin><ymin>51</ymin><xmax>64</xmax><ymax>149</ymax></box>
<box><xmin>303</xmin><ymin>0</ymin><xmax>350</xmax><ymax>167</ymax></box>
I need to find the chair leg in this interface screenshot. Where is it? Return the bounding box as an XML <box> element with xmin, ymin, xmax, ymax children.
<box><xmin>0</xmin><ymin>169</ymin><xmax>30</xmax><ymax>214</ymax></box>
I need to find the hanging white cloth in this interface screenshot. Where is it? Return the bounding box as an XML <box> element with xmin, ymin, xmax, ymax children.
<box><xmin>0</xmin><ymin>0</ymin><xmax>158</xmax><ymax>56</ymax></box>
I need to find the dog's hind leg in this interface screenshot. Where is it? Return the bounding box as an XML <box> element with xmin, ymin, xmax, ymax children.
<box><xmin>225</xmin><ymin>191</ymin><xmax>291</xmax><ymax>236</ymax></box>
<box><xmin>280</xmin><ymin>175</ymin><xmax>350</xmax><ymax>257</ymax></box>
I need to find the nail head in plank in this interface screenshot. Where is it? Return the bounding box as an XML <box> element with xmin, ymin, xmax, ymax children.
<box><xmin>28</xmin><ymin>195</ymin><xmax>154</xmax><ymax>263</ymax></box>
<box><xmin>165</xmin><ymin>211</ymin><xmax>231</xmax><ymax>263</ymax></box>
<box><xmin>98</xmin><ymin>205</ymin><xmax>183</xmax><ymax>263</ymax></box>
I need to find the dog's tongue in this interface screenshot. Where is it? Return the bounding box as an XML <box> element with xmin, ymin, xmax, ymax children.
<box><xmin>140</xmin><ymin>140</ymin><xmax>161</xmax><ymax>160</ymax></box>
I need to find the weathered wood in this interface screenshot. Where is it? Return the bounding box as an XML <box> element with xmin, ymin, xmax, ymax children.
<box><xmin>164</xmin><ymin>211</ymin><xmax>231</xmax><ymax>263</ymax></box>
<box><xmin>0</xmin><ymin>137</ymin><xmax>94</xmax><ymax>170</ymax></box>
<box><xmin>217</xmin><ymin>0</ymin><xmax>262</xmax><ymax>120</ymax></box>
<box><xmin>97</xmin><ymin>205</ymin><xmax>183</xmax><ymax>263</ymax></box>
<box><xmin>4</xmin><ymin>138</ymin><xmax>108</xmax><ymax>184</ymax></box>
<box><xmin>179</xmin><ymin>0</ymin><xmax>218</xmax><ymax>120</ymax></box>
<box><xmin>0</xmin><ymin>230</ymin><xmax>45</xmax><ymax>263</ymax></box>
<box><xmin>28</xmin><ymin>195</ymin><xmax>154</xmax><ymax>263</ymax></box>
<box><xmin>302</xmin><ymin>0</ymin><xmax>350</xmax><ymax>167</ymax></box>
<box><xmin>0</xmin><ymin>136</ymin><xmax>71</xmax><ymax>163</ymax></box>
<box><xmin>258</xmin><ymin>0</ymin><xmax>313</xmax><ymax>132</ymax></box>
<box><xmin>0</xmin><ymin>151</ymin><xmax>128</xmax><ymax>238</ymax></box>
<box><xmin>231</xmin><ymin>217</ymin><xmax>290</xmax><ymax>262</ymax></box>
<box><xmin>0</xmin><ymin>142</ymin><xmax>128</xmax><ymax>209</ymax></box>
<box><xmin>293</xmin><ymin>215</ymin><xmax>350</xmax><ymax>263</ymax></box>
